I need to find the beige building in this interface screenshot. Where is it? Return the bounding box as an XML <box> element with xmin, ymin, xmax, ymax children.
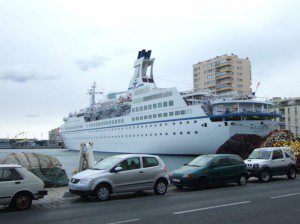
<box><xmin>273</xmin><ymin>97</ymin><xmax>300</xmax><ymax>139</ymax></box>
<box><xmin>193</xmin><ymin>54</ymin><xmax>252</xmax><ymax>95</ymax></box>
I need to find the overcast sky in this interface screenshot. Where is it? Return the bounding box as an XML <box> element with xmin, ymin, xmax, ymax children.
<box><xmin>0</xmin><ymin>0</ymin><xmax>299</xmax><ymax>139</ymax></box>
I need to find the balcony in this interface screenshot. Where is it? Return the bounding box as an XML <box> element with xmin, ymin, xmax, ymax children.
<box><xmin>215</xmin><ymin>71</ymin><xmax>233</xmax><ymax>80</ymax></box>
<box><xmin>215</xmin><ymin>60</ymin><xmax>231</xmax><ymax>68</ymax></box>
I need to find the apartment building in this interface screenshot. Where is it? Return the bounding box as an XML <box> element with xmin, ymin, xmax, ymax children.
<box><xmin>193</xmin><ymin>54</ymin><xmax>252</xmax><ymax>95</ymax></box>
<box><xmin>273</xmin><ymin>97</ymin><xmax>300</xmax><ymax>139</ymax></box>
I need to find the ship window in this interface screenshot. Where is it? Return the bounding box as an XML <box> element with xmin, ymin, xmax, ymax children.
<box><xmin>181</xmin><ymin>110</ymin><xmax>186</xmax><ymax>115</ymax></box>
<box><xmin>155</xmin><ymin>133</ymin><xmax>157</xmax><ymax>136</ymax></box>
<box><xmin>148</xmin><ymin>115</ymin><xmax>152</xmax><ymax>119</ymax></box>
<box><xmin>145</xmin><ymin>125</ymin><xmax>147</xmax><ymax>127</ymax></box>
<box><xmin>158</xmin><ymin>103</ymin><xmax>162</xmax><ymax>108</ymax></box>
<box><xmin>195</xmin><ymin>131</ymin><xmax>198</xmax><ymax>134</ymax></box>
<box><xmin>169</xmin><ymin>101</ymin><xmax>174</xmax><ymax>106</ymax></box>
<box><xmin>145</xmin><ymin>134</ymin><xmax>147</xmax><ymax>136</ymax></box>
<box><xmin>163</xmin><ymin>113</ymin><xmax>167</xmax><ymax>117</ymax></box>
<box><xmin>175</xmin><ymin>111</ymin><xmax>180</xmax><ymax>115</ymax></box>
<box><xmin>163</xmin><ymin>102</ymin><xmax>168</xmax><ymax>107</ymax></box>
<box><xmin>158</xmin><ymin>113</ymin><xmax>162</xmax><ymax>118</ymax></box>
<box><xmin>144</xmin><ymin>115</ymin><xmax>147</xmax><ymax>119</ymax></box>
<box><xmin>160</xmin><ymin>133</ymin><xmax>162</xmax><ymax>135</ymax></box>
<box><xmin>173</xmin><ymin>122</ymin><xmax>176</xmax><ymax>125</ymax></box>
<box><xmin>194</xmin><ymin>120</ymin><xmax>197</xmax><ymax>123</ymax></box>
<box><xmin>140</xmin><ymin>106</ymin><xmax>143</xmax><ymax>111</ymax></box>
<box><xmin>153</xmin><ymin>114</ymin><xmax>157</xmax><ymax>118</ymax></box>
<box><xmin>160</xmin><ymin>124</ymin><xmax>162</xmax><ymax>126</ymax></box>
<box><xmin>148</xmin><ymin>105</ymin><xmax>152</xmax><ymax>110</ymax></box>
<box><xmin>186</xmin><ymin>121</ymin><xmax>189</xmax><ymax>124</ymax></box>
<box><xmin>132</xmin><ymin>108</ymin><xmax>135</xmax><ymax>112</ymax></box>
<box><xmin>179</xmin><ymin>122</ymin><xmax>182</xmax><ymax>125</ymax></box>
<box><xmin>150</xmin><ymin>133</ymin><xmax>152</xmax><ymax>136</ymax></box>
<box><xmin>165</xmin><ymin>133</ymin><xmax>168</xmax><ymax>135</ymax></box>
<box><xmin>136</xmin><ymin>107</ymin><xmax>139</xmax><ymax>112</ymax></box>
<box><xmin>180</xmin><ymin>132</ymin><xmax>183</xmax><ymax>135</ymax></box>
<box><xmin>136</xmin><ymin>117</ymin><xmax>139</xmax><ymax>121</ymax></box>
<box><xmin>173</xmin><ymin>132</ymin><xmax>176</xmax><ymax>135</ymax></box>
<box><xmin>150</xmin><ymin>125</ymin><xmax>152</xmax><ymax>127</ymax></box>
<box><xmin>153</xmin><ymin>104</ymin><xmax>157</xmax><ymax>109</ymax></box>
<box><xmin>144</xmin><ymin>105</ymin><xmax>147</xmax><ymax>110</ymax></box>
<box><xmin>187</xmin><ymin>131</ymin><xmax>190</xmax><ymax>134</ymax></box>
<box><xmin>169</xmin><ymin>111</ymin><xmax>174</xmax><ymax>116</ymax></box>
<box><xmin>140</xmin><ymin>116</ymin><xmax>143</xmax><ymax>120</ymax></box>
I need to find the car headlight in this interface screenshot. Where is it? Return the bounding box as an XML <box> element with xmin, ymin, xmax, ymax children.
<box><xmin>182</xmin><ymin>174</ymin><xmax>195</xmax><ymax>179</ymax></box>
<box><xmin>253</xmin><ymin>164</ymin><xmax>259</xmax><ymax>169</ymax></box>
<box><xmin>79</xmin><ymin>178</ymin><xmax>93</xmax><ymax>184</ymax></box>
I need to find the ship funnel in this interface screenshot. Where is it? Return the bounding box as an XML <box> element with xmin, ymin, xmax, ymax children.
<box><xmin>137</xmin><ymin>49</ymin><xmax>152</xmax><ymax>59</ymax></box>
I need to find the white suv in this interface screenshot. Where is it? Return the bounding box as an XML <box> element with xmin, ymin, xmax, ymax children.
<box><xmin>0</xmin><ymin>164</ymin><xmax>47</xmax><ymax>210</ymax></box>
<box><xmin>245</xmin><ymin>147</ymin><xmax>297</xmax><ymax>182</ymax></box>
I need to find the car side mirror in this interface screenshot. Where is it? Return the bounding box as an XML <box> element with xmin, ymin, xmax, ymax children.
<box><xmin>114</xmin><ymin>166</ymin><xmax>123</xmax><ymax>172</ymax></box>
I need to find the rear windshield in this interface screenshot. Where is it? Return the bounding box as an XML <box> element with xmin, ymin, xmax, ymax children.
<box><xmin>93</xmin><ymin>157</ymin><xmax>122</xmax><ymax>170</ymax></box>
<box><xmin>249</xmin><ymin>150</ymin><xmax>272</xmax><ymax>160</ymax></box>
<box><xmin>188</xmin><ymin>156</ymin><xmax>213</xmax><ymax>167</ymax></box>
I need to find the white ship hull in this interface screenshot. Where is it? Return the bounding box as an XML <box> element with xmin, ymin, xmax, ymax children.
<box><xmin>61</xmin><ymin>118</ymin><xmax>277</xmax><ymax>155</ymax></box>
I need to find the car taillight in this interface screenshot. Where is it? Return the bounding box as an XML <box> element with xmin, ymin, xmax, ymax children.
<box><xmin>163</xmin><ymin>165</ymin><xmax>167</xmax><ymax>172</ymax></box>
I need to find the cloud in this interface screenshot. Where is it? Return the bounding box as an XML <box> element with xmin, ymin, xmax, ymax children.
<box><xmin>26</xmin><ymin>114</ymin><xmax>39</xmax><ymax>118</ymax></box>
<box><xmin>0</xmin><ymin>64</ymin><xmax>59</xmax><ymax>83</ymax></box>
<box><xmin>75</xmin><ymin>55</ymin><xmax>108</xmax><ymax>71</ymax></box>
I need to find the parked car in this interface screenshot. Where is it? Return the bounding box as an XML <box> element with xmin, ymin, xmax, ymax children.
<box><xmin>69</xmin><ymin>154</ymin><xmax>169</xmax><ymax>201</ymax></box>
<box><xmin>245</xmin><ymin>147</ymin><xmax>297</xmax><ymax>182</ymax></box>
<box><xmin>0</xmin><ymin>164</ymin><xmax>47</xmax><ymax>211</ymax></box>
<box><xmin>169</xmin><ymin>154</ymin><xmax>248</xmax><ymax>189</ymax></box>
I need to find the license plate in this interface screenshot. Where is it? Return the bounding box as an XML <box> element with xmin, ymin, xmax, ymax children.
<box><xmin>172</xmin><ymin>178</ymin><xmax>180</xmax><ymax>183</ymax></box>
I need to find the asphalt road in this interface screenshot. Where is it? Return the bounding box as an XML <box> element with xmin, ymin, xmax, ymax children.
<box><xmin>1</xmin><ymin>177</ymin><xmax>300</xmax><ymax>224</ymax></box>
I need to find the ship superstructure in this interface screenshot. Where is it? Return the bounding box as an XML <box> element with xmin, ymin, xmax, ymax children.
<box><xmin>60</xmin><ymin>50</ymin><xmax>279</xmax><ymax>155</ymax></box>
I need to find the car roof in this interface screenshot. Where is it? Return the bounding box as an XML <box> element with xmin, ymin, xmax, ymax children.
<box><xmin>0</xmin><ymin>164</ymin><xmax>22</xmax><ymax>168</ymax></box>
<box><xmin>254</xmin><ymin>147</ymin><xmax>291</xmax><ymax>151</ymax></box>
<box><xmin>110</xmin><ymin>154</ymin><xmax>159</xmax><ymax>159</ymax></box>
<box><xmin>200</xmin><ymin>154</ymin><xmax>239</xmax><ymax>157</ymax></box>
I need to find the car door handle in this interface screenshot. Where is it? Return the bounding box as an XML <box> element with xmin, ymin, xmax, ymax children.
<box><xmin>15</xmin><ymin>181</ymin><xmax>21</xmax><ymax>184</ymax></box>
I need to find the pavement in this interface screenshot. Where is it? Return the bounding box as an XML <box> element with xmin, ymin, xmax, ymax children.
<box><xmin>1</xmin><ymin>177</ymin><xmax>300</xmax><ymax>224</ymax></box>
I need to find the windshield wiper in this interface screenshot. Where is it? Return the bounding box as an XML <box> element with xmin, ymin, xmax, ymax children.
<box><xmin>187</xmin><ymin>164</ymin><xmax>200</xmax><ymax>167</ymax></box>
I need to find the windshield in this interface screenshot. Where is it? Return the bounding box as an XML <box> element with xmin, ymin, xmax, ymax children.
<box><xmin>92</xmin><ymin>157</ymin><xmax>122</xmax><ymax>170</ymax></box>
<box><xmin>188</xmin><ymin>156</ymin><xmax>213</xmax><ymax>167</ymax></box>
<box><xmin>249</xmin><ymin>150</ymin><xmax>272</xmax><ymax>160</ymax></box>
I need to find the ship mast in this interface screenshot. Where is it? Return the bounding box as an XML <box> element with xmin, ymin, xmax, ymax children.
<box><xmin>87</xmin><ymin>82</ymin><xmax>102</xmax><ymax>108</ymax></box>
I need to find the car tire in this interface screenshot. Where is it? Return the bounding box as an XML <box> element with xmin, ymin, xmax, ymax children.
<box><xmin>95</xmin><ymin>184</ymin><xmax>111</xmax><ymax>201</ymax></box>
<box><xmin>287</xmin><ymin>167</ymin><xmax>297</xmax><ymax>179</ymax></box>
<box><xmin>12</xmin><ymin>193</ymin><xmax>32</xmax><ymax>211</ymax></box>
<box><xmin>176</xmin><ymin>186</ymin><xmax>184</xmax><ymax>190</ymax></box>
<box><xmin>237</xmin><ymin>174</ymin><xmax>247</xmax><ymax>186</ymax></box>
<box><xmin>154</xmin><ymin>179</ymin><xmax>168</xmax><ymax>195</ymax></box>
<box><xmin>197</xmin><ymin>177</ymin><xmax>209</xmax><ymax>189</ymax></box>
<box><xmin>259</xmin><ymin>169</ymin><xmax>272</xmax><ymax>183</ymax></box>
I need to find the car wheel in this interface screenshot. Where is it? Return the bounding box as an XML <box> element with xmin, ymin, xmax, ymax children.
<box><xmin>237</xmin><ymin>174</ymin><xmax>247</xmax><ymax>186</ymax></box>
<box><xmin>95</xmin><ymin>184</ymin><xmax>111</xmax><ymax>201</ymax></box>
<box><xmin>154</xmin><ymin>179</ymin><xmax>168</xmax><ymax>195</ymax></box>
<box><xmin>197</xmin><ymin>177</ymin><xmax>209</xmax><ymax>189</ymax></box>
<box><xmin>259</xmin><ymin>170</ymin><xmax>271</xmax><ymax>183</ymax></box>
<box><xmin>176</xmin><ymin>186</ymin><xmax>184</xmax><ymax>190</ymax></box>
<box><xmin>12</xmin><ymin>194</ymin><xmax>32</xmax><ymax>211</ymax></box>
<box><xmin>287</xmin><ymin>167</ymin><xmax>297</xmax><ymax>179</ymax></box>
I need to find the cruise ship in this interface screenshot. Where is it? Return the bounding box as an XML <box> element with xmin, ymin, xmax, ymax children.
<box><xmin>60</xmin><ymin>50</ymin><xmax>279</xmax><ymax>155</ymax></box>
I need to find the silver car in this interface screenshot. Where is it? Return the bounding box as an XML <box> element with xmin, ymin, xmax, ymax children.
<box><xmin>69</xmin><ymin>154</ymin><xmax>169</xmax><ymax>201</ymax></box>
